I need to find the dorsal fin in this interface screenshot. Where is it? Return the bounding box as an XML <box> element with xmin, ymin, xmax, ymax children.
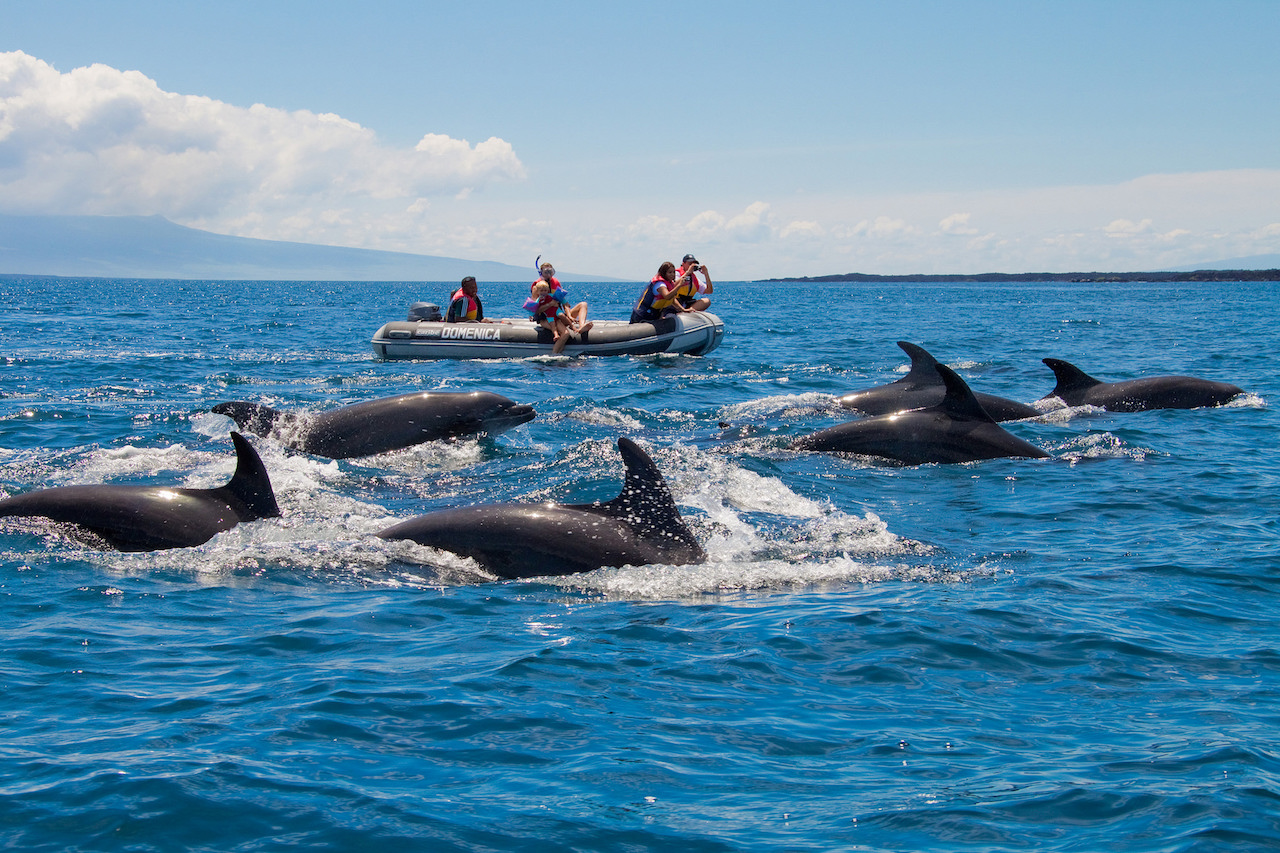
<box><xmin>1042</xmin><ymin>358</ymin><xmax>1103</xmax><ymax>396</ymax></box>
<box><xmin>212</xmin><ymin>432</ymin><xmax>281</xmax><ymax>521</ymax></box>
<box><xmin>898</xmin><ymin>341</ymin><xmax>941</xmax><ymax>385</ymax></box>
<box><xmin>211</xmin><ymin>401</ymin><xmax>284</xmax><ymax>435</ymax></box>
<box><xmin>570</xmin><ymin>438</ymin><xmax>702</xmax><ymax>556</ymax></box>
<box><xmin>934</xmin><ymin>364</ymin><xmax>997</xmax><ymax>423</ymax></box>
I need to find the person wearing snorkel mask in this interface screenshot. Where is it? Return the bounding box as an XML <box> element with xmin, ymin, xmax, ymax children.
<box><xmin>531</xmin><ymin>260</ymin><xmax>591</xmax><ymax>335</ymax></box>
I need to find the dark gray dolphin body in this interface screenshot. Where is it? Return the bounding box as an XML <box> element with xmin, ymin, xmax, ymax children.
<box><xmin>212</xmin><ymin>390</ymin><xmax>536</xmax><ymax>458</ymax></box>
<box><xmin>794</xmin><ymin>365</ymin><xmax>1050</xmax><ymax>464</ymax></box>
<box><xmin>1039</xmin><ymin>359</ymin><xmax>1245</xmax><ymax>412</ymax></box>
<box><xmin>0</xmin><ymin>432</ymin><xmax>280</xmax><ymax>551</ymax></box>
<box><xmin>376</xmin><ymin>437</ymin><xmax>705</xmax><ymax>579</ymax></box>
<box><xmin>839</xmin><ymin>341</ymin><xmax>1040</xmax><ymax>421</ymax></box>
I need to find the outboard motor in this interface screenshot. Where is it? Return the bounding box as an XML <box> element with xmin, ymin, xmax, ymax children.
<box><xmin>408</xmin><ymin>302</ymin><xmax>442</xmax><ymax>322</ymax></box>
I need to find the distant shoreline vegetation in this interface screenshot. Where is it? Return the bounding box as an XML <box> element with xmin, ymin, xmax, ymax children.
<box><xmin>764</xmin><ymin>269</ymin><xmax>1280</xmax><ymax>283</ymax></box>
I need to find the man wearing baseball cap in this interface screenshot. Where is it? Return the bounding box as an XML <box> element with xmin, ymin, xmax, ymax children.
<box><xmin>674</xmin><ymin>254</ymin><xmax>713</xmax><ymax>312</ymax></box>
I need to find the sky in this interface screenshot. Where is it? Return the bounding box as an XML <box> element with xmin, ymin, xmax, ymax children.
<box><xmin>2</xmin><ymin>0</ymin><xmax>1279</xmax><ymax>280</ymax></box>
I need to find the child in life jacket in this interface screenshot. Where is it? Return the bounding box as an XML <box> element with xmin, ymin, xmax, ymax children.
<box><xmin>533</xmin><ymin>262</ymin><xmax>591</xmax><ymax>333</ymax></box>
<box><xmin>524</xmin><ymin>281</ymin><xmax>577</xmax><ymax>354</ymax></box>
<box><xmin>525</xmin><ymin>261</ymin><xmax>592</xmax><ymax>353</ymax></box>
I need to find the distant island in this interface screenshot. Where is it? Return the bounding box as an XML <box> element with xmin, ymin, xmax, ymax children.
<box><xmin>0</xmin><ymin>213</ymin><xmax>615</xmax><ymax>282</ymax></box>
<box><xmin>3</xmin><ymin>213</ymin><xmax>1277</xmax><ymax>284</ymax></box>
<box><xmin>767</xmin><ymin>270</ymin><xmax>1280</xmax><ymax>283</ymax></box>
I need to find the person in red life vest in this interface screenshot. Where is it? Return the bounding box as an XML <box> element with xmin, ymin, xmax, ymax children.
<box><xmin>445</xmin><ymin>276</ymin><xmax>499</xmax><ymax>323</ymax></box>
<box><xmin>533</xmin><ymin>261</ymin><xmax>592</xmax><ymax>334</ymax></box>
<box><xmin>673</xmin><ymin>253</ymin><xmax>713</xmax><ymax>312</ymax></box>
<box><xmin>525</xmin><ymin>281</ymin><xmax>577</xmax><ymax>353</ymax></box>
<box><xmin>630</xmin><ymin>261</ymin><xmax>687</xmax><ymax>324</ymax></box>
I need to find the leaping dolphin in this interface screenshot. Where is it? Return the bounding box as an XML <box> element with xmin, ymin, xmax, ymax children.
<box><xmin>212</xmin><ymin>390</ymin><xmax>536</xmax><ymax>459</ymax></box>
<box><xmin>0</xmin><ymin>432</ymin><xmax>280</xmax><ymax>551</ymax></box>
<box><xmin>794</xmin><ymin>364</ymin><xmax>1050</xmax><ymax>464</ymax></box>
<box><xmin>376</xmin><ymin>437</ymin><xmax>706</xmax><ymax>578</ymax></box>
<box><xmin>1038</xmin><ymin>358</ymin><xmax>1245</xmax><ymax>412</ymax></box>
<box><xmin>839</xmin><ymin>341</ymin><xmax>1040</xmax><ymax>421</ymax></box>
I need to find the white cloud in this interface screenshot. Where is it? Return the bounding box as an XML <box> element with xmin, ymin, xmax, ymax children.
<box><xmin>724</xmin><ymin>201</ymin><xmax>772</xmax><ymax>242</ymax></box>
<box><xmin>0</xmin><ymin>50</ymin><xmax>524</xmax><ymax>225</ymax></box>
<box><xmin>686</xmin><ymin>209</ymin><xmax>726</xmax><ymax>238</ymax></box>
<box><xmin>847</xmin><ymin>216</ymin><xmax>914</xmax><ymax>239</ymax></box>
<box><xmin>626</xmin><ymin>214</ymin><xmax>681</xmax><ymax>243</ymax></box>
<box><xmin>780</xmin><ymin>220</ymin><xmax>825</xmax><ymax>240</ymax></box>
<box><xmin>1104</xmin><ymin>218</ymin><xmax>1154</xmax><ymax>236</ymax></box>
<box><xmin>1154</xmin><ymin>228</ymin><xmax>1191</xmax><ymax>244</ymax></box>
<box><xmin>939</xmin><ymin>212</ymin><xmax>978</xmax><ymax>235</ymax></box>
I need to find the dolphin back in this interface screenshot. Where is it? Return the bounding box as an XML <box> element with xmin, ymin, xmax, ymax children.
<box><xmin>1039</xmin><ymin>358</ymin><xmax>1244</xmax><ymax>410</ymax></box>
<box><xmin>898</xmin><ymin>341</ymin><xmax>941</xmax><ymax>385</ymax></box>
<box><xmin>376</xmin><ymin>437</ymin><xmax>705</xmax><ymax>577</ymax></box>
<box><xmin>794</xmin><ymin>367</ymin><xmax>1048</xmax><ymax>463</ymax></box>
<box><xmin>572</xmin><ymin>438</ymin><xmax>706</xmax><ymax>564</ymax></box>
<box><xmin>837</xmin><ymin>341</ymin><xmax>933</xmax><ymax>412</ymax></box>
<box><xmin>219</xmin><ymin>392</ymin><xmax>537</xmax><ymax>458</ymax></box>
<box><xmin>934</xmin><ymin>364</ymin><xmax>998</xmax><ymax>423</ymax></box>
<box><xmin>1040</xmin><ymin>358</ymin><xmax>1103</xmax><ymax>402</ymax></box>
<box><xmin>840</xmin><ymin>342</ymin><xmax>1037</xmax><ymax>421</ymax></box>
<box><xmin>213</xmin><ymin>432</ymin><xmax>282</xmax><ymax>522</ymax></box>
<box><xmin>0</xmin><ymin>432</ymin><xmax>279</xmax><ymax>550</ymax></box>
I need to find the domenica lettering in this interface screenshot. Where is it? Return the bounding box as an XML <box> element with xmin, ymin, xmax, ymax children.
<box><xmin>440</xmin><ymin>326</ymin><xmax>502</xmax><ymax>341</ymax></box>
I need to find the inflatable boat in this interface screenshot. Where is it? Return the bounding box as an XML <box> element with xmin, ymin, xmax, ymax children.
<box><xmin>371</xmin><ymin>303</ymin><xmax>725</xmax><ymax>360</ymax></box>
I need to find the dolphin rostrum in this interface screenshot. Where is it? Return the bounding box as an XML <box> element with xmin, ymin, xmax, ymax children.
<box><xmin>795</xmin><ymin>364</ymin><xmax>1050</xmax><ymax>464</ymax></box>
<box><xmin>0</xmin><ymin>432</ymin><xmax>280</xmax><ymax>551</ymax></box>
<box><xmin>1039</xmin><ymin>358</ymin><xmax>1244</xmax><ymax>412</ymax></box>
<box><xmin>212</xmin><ymin>390</ymin><xmax>536</xmax><ymax>458</ymax></box>
<box><xmin>839</xmin><ymin>341</ymin><xmax>1040</xmax><ymax>421</ymax></box>
<box><xmin>376</xmin><ymin>437</ymin><xmax>706</xmax><ymax>578</ymax></box>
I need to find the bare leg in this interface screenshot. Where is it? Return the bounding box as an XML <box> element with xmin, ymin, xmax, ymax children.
<box><xmin>552</xmin><ymin>317</ymin><xmax>572</xmax><ymax>353</ymax></box>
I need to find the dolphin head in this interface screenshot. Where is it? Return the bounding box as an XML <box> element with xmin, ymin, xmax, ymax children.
<box><xmin>473</xmin><ymin>397</ymin><xmax>537</xmax><ymax>436</ymax></box>
<box><xmin>212</xmin><ymin>401</ymin><xmax>284</xmax><ymax>436</ymax></box>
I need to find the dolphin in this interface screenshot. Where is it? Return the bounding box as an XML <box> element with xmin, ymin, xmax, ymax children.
<box><xmin>793</xmin><ymin>364</ymin><xmax>1050</xmax><ymax>464</ymax></box>
<box><xmin>0</xmin><ymin>432</ymin><xmax>280</xmax><ymax>551</ymax></box>
<box><xmin>212</xmin><ymin>390</ymin><xmax>536</xmax><ymax>459</ymax></box>
<box><xmin>376</xmin><ymin>437</ymin><xmax>706</xmax><ymax>579</ymax></box>
<box><xmin>1038</xmin><ymin>358</ymin><xmax>1245</xmax><ymax>412</ymax></box>
<box><xmin>839</xmin><ymin>341</ymin><xmax>1040</xmax><ymax>421</ymax></box>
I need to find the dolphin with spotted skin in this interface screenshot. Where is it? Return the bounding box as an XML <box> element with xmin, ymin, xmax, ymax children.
<box><xmin>839</xmin><ymin>341</ymin><xmax>1040</xmax><ymax>421</ymax></box>
<box><xmin>1038</xmin><ymin>358</ymin><xmax>1244</xmax><ymax>412</ymax></box>
<box><xmin>376</xmin><ymin>437</ymin><xmax>705</xmax><ymax>578</ymax></box>
<box><xmin>795</xmin><ymin>364</ymin><xmax>1050</xmax><ymax>464</ymax></box>
<box><xmin>213</xmin><ymin>390</ymin><xmax>536</xmax><ymax>459</ymax></box>
<box><xmin>0</xmin><ymin>432</ymin><xmax>280</xmax><ymax>551</ymax></box>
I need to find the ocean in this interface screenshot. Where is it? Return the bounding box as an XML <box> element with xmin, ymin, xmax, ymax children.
<box><xmin>2</xmin><ymin>275</ymin><xmax>1277</xmax><ymax>852</ymax></box>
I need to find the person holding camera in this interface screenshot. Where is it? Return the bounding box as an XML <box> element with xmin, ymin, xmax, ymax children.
<box><xmin>674</xmin><ymin>253</ymin><xmax>713</xmax><ymax>312</ymax></box>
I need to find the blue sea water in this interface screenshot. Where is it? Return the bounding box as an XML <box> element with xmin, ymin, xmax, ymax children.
<box><xmin>1</xmin><ymin>276</ymin><xmax>1277</xmax><ymax>852</ymax></box>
